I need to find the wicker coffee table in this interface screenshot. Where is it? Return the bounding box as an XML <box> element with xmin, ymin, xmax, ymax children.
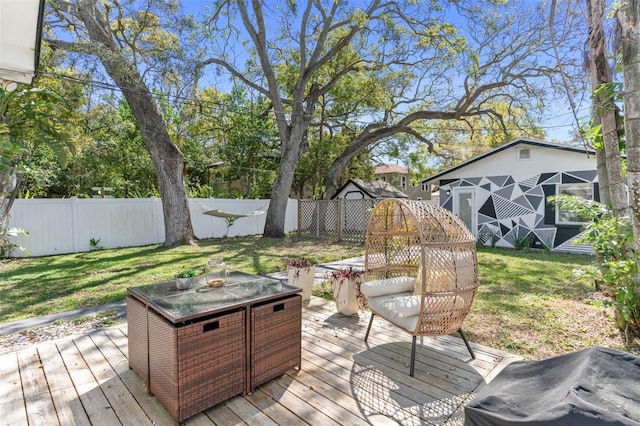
<box><xmin>127</xmin><ymin>272</ymin><xmax>302</xmax><ymax>424</ymax></box>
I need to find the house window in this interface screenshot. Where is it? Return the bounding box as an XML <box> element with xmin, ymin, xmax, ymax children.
<box><xmin>421</xmin><ymin>182</ymin><xmax>429</xmax><ymax>192</ymax></box>
<box><xmin>517</xmin><ymin>148</ymin><xmax>531</xmax><ymax>161</ymax></box>
<box><xmin>416</xmin><ymin>196</ymin><xmax>423</xmax><ymax>201</ymax></box>
<box><xmin>400</xmin><ymin>176</ymin><xmax>406</xmax><ymax>189</ymax></box>
<box><xmin>556</xmin><ymin>183</ymin><xmax>594</xmax><ymax>224</ymax></box>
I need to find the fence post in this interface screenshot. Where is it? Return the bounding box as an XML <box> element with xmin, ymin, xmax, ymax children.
<box><xmin>297</xmin><ymin>199</ymin><xmax>301</xmax><ymax>236</ymax></box>
<box><xmin>71</xmin><ymin>196</ymin><xmax>80</xmax><ymax>253</ymax></box>
<box><xmin>315</xmin><ymin>201</ymin><xmax>319</xmax><ymax>238</ymax></box>
<box><xmin>337</xmin><ymin>199</ymin><xmax>343</xmax><ymax>242</ymax></box>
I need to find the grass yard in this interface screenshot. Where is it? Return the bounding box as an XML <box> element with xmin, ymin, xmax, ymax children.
<box><xmin>0</xmin><ymin>236</ymin><xmax>637</xmax><ymax>360</ymax></box>
<box><xmin>467</xmin><ymin>247</ymin><xmax>635</xmax><ymax>360</ymax></box>
<box><xmin>0</xmin><ymin>236</ymin><xmax>361</xmax><ymax>323</ymax></box>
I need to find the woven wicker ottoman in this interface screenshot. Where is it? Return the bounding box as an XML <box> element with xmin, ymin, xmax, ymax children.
<box><xmin>148</xmin><ymin>309</ymin><xmax>246</xmax><ymax>423</ymax></box>
<box><xmin>251</xmin><ymin>295</ymin><xmax>302</xmax><ymax>391</ymax></box>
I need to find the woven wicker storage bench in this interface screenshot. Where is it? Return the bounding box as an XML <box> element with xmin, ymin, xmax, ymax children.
<box><xmin>251</xmin><ymin>295</ymin><xmax>302</xmax><ymax>390</ymax></box>
<box><xmin>126</xmin><ymin>295</ymin><xmax>149</xmax><ymax>386</ymax></box>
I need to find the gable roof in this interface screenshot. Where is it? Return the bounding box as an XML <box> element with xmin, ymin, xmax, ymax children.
<box><xmin>332</xmin><ymin>178</ymin><xmax>408</xmax><ymax>199</ymax></box>
<box><xmin>422</xmin><ymin>139</ymin><xmax>595</xmax><ymax>184</ymax></box>
<box><xmin>375</xmin><ymin>163</ymin><xmax>408</xmax><ymax>175</ymax></box>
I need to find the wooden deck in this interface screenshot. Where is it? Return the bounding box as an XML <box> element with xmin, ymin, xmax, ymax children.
<box><xmin>0</xmin><ymin>298</ymin><xmax>520</xmax><ymax>425</ymax></box>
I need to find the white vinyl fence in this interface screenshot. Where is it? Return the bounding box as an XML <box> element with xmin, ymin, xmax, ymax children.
<box><xmin>7</xmin><ymin>198</ymin><xmax>298</xmax><ymax>257</ymax></box>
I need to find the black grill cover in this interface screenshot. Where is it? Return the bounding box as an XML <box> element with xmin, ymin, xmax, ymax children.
<box><xmin>465</xmin><ymin>347</ymin><xmax>640</xmax><ymax>425</ymax></box>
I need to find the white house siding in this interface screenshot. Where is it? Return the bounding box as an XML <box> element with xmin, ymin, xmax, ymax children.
<box><xmin>433</xmin><ymin>143</ymin><xmax>597</xmax><ymax>179</ymax></box>
<box><xmin>432</xmin><ymin>143</ymin><xmax>598</xmax><ymax>250</ymax></box>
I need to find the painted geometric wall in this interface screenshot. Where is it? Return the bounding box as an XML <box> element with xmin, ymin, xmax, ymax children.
<box><xmin>439</xmin><ymin>170</ymin><xmax>598</xmax><ymax>249</ymax></box>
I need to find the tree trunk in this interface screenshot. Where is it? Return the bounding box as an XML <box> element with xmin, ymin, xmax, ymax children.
<box><xmin>588</xmin><ymin>5</ymin><xmax>610</xmax><ymax>207</ymax></box>
<box><xmin>617</xmin><ymin>0</ymin><xmax>640</xmax><ymax>265</ymax></box>
<box><xmin>324</xmin><ymin>152</ymin><xmax>352</xmax><ymax>199</ymax></box>
<box><xmin>125</xmin><ymin>89</ymin><xmax>194</xmax><ymax>246</ymax></box>
<box><xmin>75</xmin><ymin>0</ymin><xmax>194</xmax><ymax>247</ymax></box>
<box><xmin>263</xmin><ymin>126</ymin><xmax>305</xmax><ymax>238</ymax></box>
<box><xmin>0</xmin><ymin>166</ymin><xmax>21</xmax><ymax>252</ymax></box>
<box><xmin>0</xmin><ymin>166</ymin><xmax>19</xmax><ymax>214</ymax></box>
<box><xmin>595</xmin><ymin>145</ymin><xmax>611</xmax><ymax>206</ymax></box>
<box><xmin>322</xmin><ymin>111</ymin><xmax>449</xmax><ymax>200</ymax></box>
<box><xmin>587</xmin><ymin>0</ymin><xmax>628</xmax><ymax>216</ymax></box>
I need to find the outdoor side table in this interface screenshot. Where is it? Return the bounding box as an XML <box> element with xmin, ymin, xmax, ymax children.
<box><xmin>127</xmin><ymin>271</ymin><xmax>302</xmax><ymax>424</ymax></box>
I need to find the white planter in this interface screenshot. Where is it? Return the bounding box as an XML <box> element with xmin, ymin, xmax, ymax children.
<box><xmin>175</xmin><ymin>277</ymin><xmax>193</xmax><ymax>290</ymax></box>
<box><xmin>287</xmin><ymin>266</ymin><xmax>315</xmax><ymax>305</ymax></box>
<box><xmin>331</xmin><ymin>277</ymin><xmax>360</xmax><ymax>315</ymax></box>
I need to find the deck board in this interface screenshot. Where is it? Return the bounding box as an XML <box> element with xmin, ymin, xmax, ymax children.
<box><xmin>17</xmin><ymin>346</ymin><xmax>58</xmax><ymax>426</ymax></box>
<box><xmin>0</xmin><ymin>350</ymin><xmax>25</xmax><ymax>410</ymax></box>
<box><xmin>37</xmin><ymin>342</ymin><xmax>90</xmax><ymax>425</ymax></box>
<box><xmin>0</xmin><ymin>297</ymin><xmax>520</xmax><ymax>425</ymax></box>
<box><xmin>74</xmin><ymin>334</ymin><xmax>151</xmax><ymax>424</ymax></box>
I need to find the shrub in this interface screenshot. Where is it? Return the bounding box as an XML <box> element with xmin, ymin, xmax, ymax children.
<box><xmin>281</xmin><ymin>257</ymin><xmax>314</xmax><ymax>269</ymax></box>
<box><xmin>551</xmin><ymin>194</ymin><xmax>640</xmax><ymax>336</ymax></box>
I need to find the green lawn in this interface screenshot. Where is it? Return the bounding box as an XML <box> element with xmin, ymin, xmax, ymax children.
<box><xmin>1</xmin><ymin>237</ymin><xmax>636</xmax><ymax>360</ymax></box>
<box><xmin>467</xmin><ymin>247</ymin><xmax>630</xmax><ymax>359</ymax></box>
<box><xmin>0</xmin><ymin>236</ymin><xmax>362</xmax><ymax>323</ymax></box>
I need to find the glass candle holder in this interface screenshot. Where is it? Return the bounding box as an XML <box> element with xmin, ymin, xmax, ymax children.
<box><xmin>206</xmin><ymin>258</ymin><xmax>227</xmax><ymax>287</ymax></box>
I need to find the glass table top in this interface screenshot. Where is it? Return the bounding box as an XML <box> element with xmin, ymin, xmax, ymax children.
<box><xmin>128</xmin><ymin>271</ymin><xmax>301</xmax><ymax>323</ymax></box>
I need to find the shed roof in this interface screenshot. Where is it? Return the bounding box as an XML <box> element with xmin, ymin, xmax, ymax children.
<box><xmin>333</xmin><ymin>178</ymin><xmax>408</xmax><ymax>199</ymax></box>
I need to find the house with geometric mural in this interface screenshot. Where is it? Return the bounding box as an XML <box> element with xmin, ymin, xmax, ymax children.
<box><xmin>421</xmin><ymin>139</ymin><xmax>599</xmax><ymax>252</ymax></box>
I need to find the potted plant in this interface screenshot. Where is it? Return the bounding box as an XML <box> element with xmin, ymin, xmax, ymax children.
<box><xmin>176</xmin><ymin>268</ymin><xmax>197</xmax><ymax>290</ymax></box>
<box><xmin>328</xmin><ymin>267</ymin><xmax>363</xmax><ymax>315</ymax></box>
<box><xmin>282</xmin><ymin>257</ymin><xmax>315</xmax><ymax>306</ymax></box>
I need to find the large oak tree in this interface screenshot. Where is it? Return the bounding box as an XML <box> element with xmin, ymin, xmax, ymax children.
<box><xmin>199</xmin><ymin>0</ymin><xmax>583</xmax><ymax>238</ymax></box>
<box><xmin>46</xmin><ymin>0</ymin><xmax>195</xmax><ymax>246</ymax></box>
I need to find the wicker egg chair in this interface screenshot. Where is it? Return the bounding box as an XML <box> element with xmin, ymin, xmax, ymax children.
<box><xmin>360</xmin><ymin>198</ymin><xmax>478</xmax><ymax>376</ymax></box>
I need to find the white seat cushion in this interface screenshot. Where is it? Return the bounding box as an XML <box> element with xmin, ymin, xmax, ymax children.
<box><xmin>394</xmin><ymin>295</ymin><xmax>422</xmax><ymax>317</ymax></box>
<box><xmin>360</xmin><ymin>276</ymin><xmax>415</xmax><ymax>297</ymax></box>
<box><xmin>367</xmin><ymin>292</ymin><xmax>419</xmax><ymax>332</ymax></box>
<box><xmin>370</xmin><ymin>293</ymin><xmax>468</xmax><ymax>333</ymax></box>
<box><xmin>394</xmin><ymin>294</ymin><xmax>466</xmax><ymax>317</ymax></box>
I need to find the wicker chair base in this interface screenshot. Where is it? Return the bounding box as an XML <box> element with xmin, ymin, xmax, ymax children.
<box><xmin>364</xmin><ymin>312</ymin><xmax>475</xmax><ymax>376</ymax></box>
